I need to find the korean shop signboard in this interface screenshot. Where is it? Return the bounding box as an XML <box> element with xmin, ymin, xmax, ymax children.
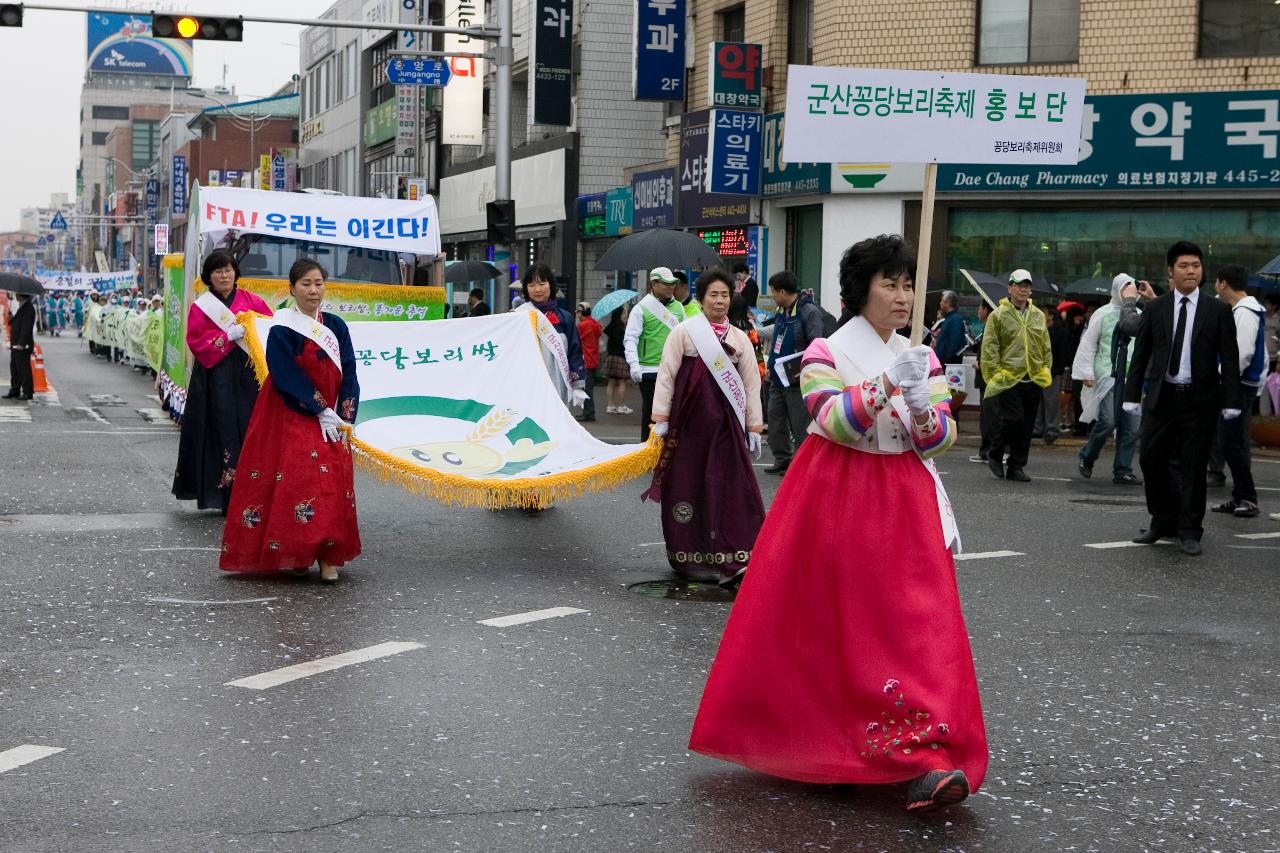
<box><xmin>678</xmin><ymin>109</ymin><xmax>752</xmax><ymax>228</ymax></box>
<box><xmin>630</xmin><ymin>167</ymin><xmax>675</xmax><ymax>230</ymax></box>
<box><xmin>762</xmin><ymin>112</ymin><xmax>830</xmax><ymax>197</ymax></box>
<box><xmin>577</xmin><ymin>193</ymin><xmax>606</xmax><ymax>238</ymax></box>
<box><xmin>605</xmin><ymin>187</ymin><xmax>633</xmax><ymax>236</ymax></box>
<box><xmin>634</xmin><ymin>0</ymin><xmax>686</xmax><ymax>100</ymax></box>
<box><xmin>707</xmin><ymin>109</ymin><xmax>763</xmax><ymax>195</ymax></box>
<box><xmin>783</xmin><ymin>65</ymin><xmax>1086</xmax><ymax>165</ymax></box>
<box><xmin>709</xmin><ymin>42</ymin><xmax>762</xmax><ymax>110</ymax></box>
<box><xmin>936</xmin><ymin>89</ymin><xmax>1280</xmax><ymax>192</ymax></box>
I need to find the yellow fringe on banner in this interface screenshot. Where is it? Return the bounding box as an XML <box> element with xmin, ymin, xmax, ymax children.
<box><xmin>236</xmin><ymin>278</ymin><xmax>447</xmax><ymax>305</ymax></box>
<box><xmin>236</xmin><ymin>311</ymin><xmax>662</xmax><ymax>508</ymax></box>
<box><xmin>161</xmin><ymin>253</ymin><xmax>184</xmax><ymax>270</ymax></box>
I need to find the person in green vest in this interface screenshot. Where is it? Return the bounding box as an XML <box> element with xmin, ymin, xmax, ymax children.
<box><xmin>980</xmin><ymin>269</ymin><xmax>1053</xmax><ymax>482</ymax></box>
<box><xmin>624</xmin><ymin>266</ymin><xmax>686</xmax><ymax>441</ymax></box>
<box><xmin>674</xmin><ymin>271</ymin><xmax>702</xmax><ymax>318</ymax></box>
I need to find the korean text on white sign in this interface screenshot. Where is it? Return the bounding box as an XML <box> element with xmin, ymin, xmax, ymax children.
<box><xmin>782</xmin><ymin>65</ymin><xmax>1086</xmax><ymax>166</ymax></box>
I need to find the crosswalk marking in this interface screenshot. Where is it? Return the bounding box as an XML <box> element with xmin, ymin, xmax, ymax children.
<box><xmin>1085</xmin><ymin>539</ymin><xmax>1173</xmax><ymax>549</ymax></box>
<box><xmin>1235</xmin><ymin>531</ymin><xmax>1280</xmax><ymax>540</ymax></box>
<box><xmin>225</xmin><ymin>641</ymin><xmax>425</xmax><ymax>690</ymax></box>
<box><xmin>479</xmin><ymin>606</ymin><xmax>588</xmax><ymax>627</ymax></box>
<box><xmin>0</xmin><ymin>745</ymin><xmax>64</xmax><ymax>775</ymax></box>
<box><xmin>136</xmin><ymin>408</ymin><xmax>170</xmax><ymax>423</ymax></box>
<box><xmin>66</xmin><ymin>406</ymin><xmax>108</xmax><ymax>423</ymax></box>
<box><xmin>0</xmin><ymin>407</ymin><xmax>32</xmax><ymax>423</ymax></box>
<box><xmin>954</xmin><ymin>550</ymin><xmax>1024</xmax><ymax>561</ymax></box>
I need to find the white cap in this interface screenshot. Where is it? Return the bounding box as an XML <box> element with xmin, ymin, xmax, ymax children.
<box><xmin>649</xmin><ymin>266</ymin><xmax>678</xmax><ymax>284</ymax></box>
<box><xmin>1008</xmin><ymin>268</ymin><xmax>1033</xmax><ymax>283</ymax></box>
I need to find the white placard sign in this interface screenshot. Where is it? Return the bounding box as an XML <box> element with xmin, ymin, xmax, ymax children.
<box><xmin>443</xmin><ymin>0</ymin><xmax>486</xmax><ymax>145</ymax></box>
<box><xmin>782</xmin><ymin>65</ymin><xmax>1086</xmax><ymax>166</ymax></box>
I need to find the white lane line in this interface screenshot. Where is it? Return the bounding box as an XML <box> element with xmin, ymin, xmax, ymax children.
<box><xmin>1085</xmin><ymin>540</ymin><xmax>1173</xmax><ymax>549</ymax></box>
<box><xmin>954</xmin><ymin>550</ymin><xmax>1024</xmax><ymax>561</ymax></box>
<box><xmin>1227</xmin><ymin>545</ymin><xmax>1280</xmax><ymax>550</ymax></box>
<box><xmin>66</xmin><ymin>406</ymin><xmax>109</xmax><ymax>423</ymax></box>
<box><xmin>225</xmin><ymin>641</ymin><xmax>425</xmax><ymax>690</ymax></box>
<box><xmin>136</xmin><ymin>547</ymin><xmax>221</xmax><ymax>552</ymax></box>
<box><xmin>1255</xmin><ymin>486</ymin><xmax>1280</xmax><ymax>492</ymax></box>
<box><xmin>147</xmin><ymin>596</ymin><xmax>277</xmax><ymax>606</ymax></box>
<box><xmin>479</xmin><ymin>606</ymin><xmax>588</xmax><ymax>628</ymax></box>
<box><xmin>1235</xmin><ymin>531</ymin><xmax>1280</xmax><ymax>540</ymax></box>
<box><xmin>637</xmin><ymin>542</ymin><xmax>665</xmax><ymax>548</ymax></box>
<box><xmin>1039</xmin><ymin>476</ymin><xmax>1072</xmax><ymax>482</ymax></box>
<box><xmin>1254</xmin><ymin>457</ymin><xmax>1280</xmax><ymax>465</ymax></box>
<box><xmin>0</xmin><ymin>745</ymin><xmax>64</xmax><ymax>775</ymax></box>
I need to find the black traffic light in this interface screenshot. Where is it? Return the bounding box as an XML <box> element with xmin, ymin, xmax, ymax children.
<box><xmin>487</xmin><ymin>200</ymin><xmax>516</xmax><ymax>245</ymax></box>
<box><xmin>151</xmin><ymin>14</ymin><xmax>244</xmax><ymax>41</ymax></box>
<box><xmin>0</xmin><ymin>4</ymin><xmax>22</xmax><ymax>27</ymax></box>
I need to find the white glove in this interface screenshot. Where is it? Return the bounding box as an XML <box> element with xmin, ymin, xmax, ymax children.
<box><xmin>898</xmin><ymin>377</ymin><xmax>934</xmax><ymax>416</ymax></box>
<box><xmin>629</xmin><ymin>364</ymin><xmax>644</xmax><ymax>384</ymax></box>
<box><xmin>746</xmin><ymin>432</ymin><xmax>762</xmax><ymax>459</ymax></box>
<box><xmin>651</xmin><ymin>421</ymin><xmax>669</xmax><ymax>437</ymax></box>
<box><xmin>318</xmin><ymin>407</ymin><xmax>344</xmax><ymax>443</ymax></box>
<box><xmin>884</xmin><ymin>345</ymin><xmax>932</xmax><ymax>390</ymax></box>
<box><xmin>1122</xmin><ymin>401</ymin><xmax>1142</xmax><ymax>416</ymax></box>
<box><xmin>227</xmin><ymin>323</ymin><xmax>246</xmax><ymax>342</ymax></box>
<box><xmin>1222</xmin><ymin>408</ymin><xmax>1242</xmax><ymax>420</ymax></box>
<box><xmin>571</xmin><ymin>388</ymin><xmax>589</xmax><ymax>408</ymax></box>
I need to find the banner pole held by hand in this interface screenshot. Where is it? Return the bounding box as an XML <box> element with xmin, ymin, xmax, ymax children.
<box><xmin>909</xmin><ymin>161</ymin><xmax>938</xmax><ymax>347</ymax></box>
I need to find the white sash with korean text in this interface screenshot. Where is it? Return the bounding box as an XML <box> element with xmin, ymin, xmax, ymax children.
<box><xmin>517</xmin><ymin>302</ymin><xmax>574</xmax><ymax>402</ymax></box>
<box><xmin>195</xmin><ymin>291</ymin><xmax>249</xmax><ymax>353</ymax></box>
<box><xmin>274</xmin><ymin>308</ymin><xmax>343</xmax><ymax>374</ymax></box>
<box><xmin>827</xmin><ymin>316</ymin><xmax>961</xmax><ymax>554</ymax></box>
<box><xmin>638</xmin><ymin>293</ymin><xmax>680</xmax><ymax>331</ymax></box>
<box><xmin>685</xmin><ymin>314</ymin><xmax>747</xmax><ymax>432</ymax></box>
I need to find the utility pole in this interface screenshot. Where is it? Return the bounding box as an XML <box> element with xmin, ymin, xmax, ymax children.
<box><xmin>494</xmin><ymin>0</ymin><xmax>513</xmax><ymax>273</ymax></box>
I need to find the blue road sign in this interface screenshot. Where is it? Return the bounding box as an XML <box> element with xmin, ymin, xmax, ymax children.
<box><xmin>386</xmin><ymin>58</ymin><xmax>452</xmax><ymax>87</ymax></box>
<box><xmin>49</xmin><ymin>211</ymin><xmax>68</xmax><ymax>231</ymax></box>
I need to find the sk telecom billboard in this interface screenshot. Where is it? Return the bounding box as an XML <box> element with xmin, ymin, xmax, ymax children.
<box><xmin>87</xmin><ymin>13</ymin><xmax>193</xmax><ymax>77</ymax></box>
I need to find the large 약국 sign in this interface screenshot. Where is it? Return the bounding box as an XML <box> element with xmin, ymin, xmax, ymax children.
<box><xmin>198</xmin><ymin>186</ymin><xmax>441</xmax><ymax>256</ymax></box>
<box><xmin>87</xmin><ymin>13</ymin><xmax>193</xmax><ymax>76</ymax></box>
<box><xmin>630</xmin><ymin>167</ymin><xmax>676</xmax><ymax>230</ymax></box>
<box><xmin>783</xmin><ymin>66</ymin><xmax>1086</xmax><ymax>165</ymax></box>
<box><xmin>709</xmin><ymin>42</ymin><xmax>762</xmax><ymax>110</ymax></box>
<box><xmin>938</xmin><ymin>89</ymin><xmax>1280</xmax><ymax>191</ymax></box>
<box><xmin>633</xmin><ymin>0</ymin><xmax>686</xmax><ymax>101</ymax></box>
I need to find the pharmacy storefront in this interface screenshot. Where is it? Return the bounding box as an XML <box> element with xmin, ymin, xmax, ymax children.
<box><xmin>930</xmin><ymin>89</ymin><xmax>1280</xmax><ymax>291</ymax></box>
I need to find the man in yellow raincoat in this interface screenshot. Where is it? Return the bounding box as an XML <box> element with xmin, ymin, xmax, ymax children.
<box><xmin>980</xmin><ymin>269</ymin><xmax>1053</xmax><ymax>482</ymax></box>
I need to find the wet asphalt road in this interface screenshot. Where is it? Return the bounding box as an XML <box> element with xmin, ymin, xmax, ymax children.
<box><xmin>1</xmin><ymin>332</ymin><xmax>1278</xmax><ymax>853</ymax></box>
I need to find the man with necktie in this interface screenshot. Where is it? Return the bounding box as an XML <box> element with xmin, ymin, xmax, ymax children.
<box><xmin>1123</xmin><ymin>241</ymin><xmax>1241</xmax><ymax>556</ymax></box>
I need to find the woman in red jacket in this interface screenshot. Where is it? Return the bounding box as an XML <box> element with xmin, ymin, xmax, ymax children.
<box><xmin>577</xmin><ymin>302</ymin><xmax>602</xmax><ymax>422</ymax></box>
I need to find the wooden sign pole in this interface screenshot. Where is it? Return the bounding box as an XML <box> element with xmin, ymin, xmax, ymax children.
<box><xmin>909</xmin><ymin>161</ymin><xmax>938</xmax><ymax>346</ymax></box>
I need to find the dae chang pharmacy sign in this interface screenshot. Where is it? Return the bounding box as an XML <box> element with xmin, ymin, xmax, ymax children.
<box><xmin>937</xmin><ymin>89</ymin><xmax>1280</xmax><ymax>192</ymax></box>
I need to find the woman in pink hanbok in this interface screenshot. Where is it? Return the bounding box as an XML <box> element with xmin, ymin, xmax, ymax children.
<box><xmin>689</xmin><ymin>235</ymin><xmax>987</xmax><ymax>814</ymax></box>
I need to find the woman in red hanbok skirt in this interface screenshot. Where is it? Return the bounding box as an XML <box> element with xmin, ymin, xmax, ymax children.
<box><xmin>689</xmin><ymin>235</ymin><xmax>988</xmax><ymax>814</ymax></box>
<box><xmin>642</xmin><ymin>269</ymin><xmax>765</xmax><ymax>583</ymax></box>
<box><xmin>221</xmin><ymin>259</ymin><xmax>360</xmax><ymax>583</ymax></box>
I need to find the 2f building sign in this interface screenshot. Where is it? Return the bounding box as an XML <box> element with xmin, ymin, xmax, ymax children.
<box><xmin>633</xmin><ymin>0</ymin><xmax>686</xmax><ymax>101</ymax></box>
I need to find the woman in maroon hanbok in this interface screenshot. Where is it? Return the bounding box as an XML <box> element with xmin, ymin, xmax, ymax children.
<box><xmin>172</xmin><ymin>250</ymin><xmax>273</xmax><ymax>511</ymax></box>
<box><xmin>689</xmin><ymin>235</ymin><xmax>987</xmax><ymax>813</ymax></box>
<box><xmin>643</xmin><ymin>269</ymin><xmax>764</xmax><ymax>583</ymax></box>
<box><xmin>220</xmin><ymin>259</ymin><xmax>360</xmax><ymax>583</ymax></box>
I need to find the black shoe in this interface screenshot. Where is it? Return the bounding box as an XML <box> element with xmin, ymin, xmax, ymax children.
<box><xmin>1044</xmin><ymin>433</ymin><xmax>1057</xmax><ymax>445</ymax></box>
<box><xmin>1006</xmin><ymin>466</ymin><xmax>1031</xmax><ymax>482</ymax></box>
<box><xmin>987</xmin><ymin>457</ymin><xmax>1005</xmax><ymax>480</ymax></box>
<box><xmin>1113</xmin><ymin>472</ymin><xmax>1142</xmax><ymax>485</ymax></box>
<box><xmin>18</xmin><ymin>394</ymin><xmax>32</xmax><ymax>401</ymax></box>
<box><xmin>1211</xmin><ymin>499</ymin><xmax>1241</xmax><ymax>514</ymax></box>
<box><xmin>905</xmin><ymin>769</ymin><xmax>970</xmax><ymax>814</ymax></box>
<box><xmin>1133</xmin><ymin>528</ymin><xmax>1171</xmax><ymax>545</ymax></box>
<box><xmin>1234</xmin><ymin>501</ymin><xmax>1260</xmax><ymax>518</ymax></box>
<box><xmin>1180</xmin><ymin>538</ymin><xmax>1203</xmax><ymax>556</ymax></box>
<box><xmin>1206</xmin><ymin>472</ymin><xmax>1227</xmax><ymax>487</ymax></box>
<box><xmin>1078</xmin><ymin>459</ymin><xmax>1093</xmax><ymax>479</ymax></box>
<box><xmin>764</xmin><ymin>463</ymin><xmax>789</xmax><ymax>475</ymax></box>
<box><xmin>1</xmin><ymin>393</ymin><xmax>16</xmax><ymax>399</ymax></box>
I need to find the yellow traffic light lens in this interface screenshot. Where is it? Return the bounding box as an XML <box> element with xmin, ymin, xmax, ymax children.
<box><xmin>176</xmin><ymin>16</ymin><xmax>199</xmax><ymax>38</ymax></box>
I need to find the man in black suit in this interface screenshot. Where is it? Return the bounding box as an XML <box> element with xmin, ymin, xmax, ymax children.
<box><xmin>1123</xmin><ymin>241</ymin><xmax>1241</xmax><ymax>556</ymax></box>
<box><xmin>4</xmin><ymin>293</ymin><xmax>36</xmax><ymax>400</ymax></box>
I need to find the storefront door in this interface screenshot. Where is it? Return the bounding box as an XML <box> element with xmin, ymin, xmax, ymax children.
<box><xmin>787</xmin><ymin>205</ymin><xmax>823</xmax><ymax>300</ymax></box>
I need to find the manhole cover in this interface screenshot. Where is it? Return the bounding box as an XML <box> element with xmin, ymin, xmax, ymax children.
<box><xmin>628</xmin><ymin>579</ymin><xmax>737</xmax><ymax>602</ymax></box>
<box><xmin>88</xmin><ymin>394</ymin><xmax>127</xmax><ymax>406</ymax></box>
<box><xmin>1069</xmin><ymin>498</ymin><xmax>1146</xmax><ymax>506</ymax></box>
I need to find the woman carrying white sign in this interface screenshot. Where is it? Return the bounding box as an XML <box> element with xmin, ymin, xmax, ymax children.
<box><xmin>689</xmin><ymin>235</ymin><xmax>986</xmax><ymax>814</ymax></box>
<box><xmin>220</xmin><ymin>259</ymin><xmax>361</xmax><ymax>584</ymax></box>
<box><xmin>643</xmin><ymin>269</ymin><xmax>764</xmax><ymax>584</ymax></box>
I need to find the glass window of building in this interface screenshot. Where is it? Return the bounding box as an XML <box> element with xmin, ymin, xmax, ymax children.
<box><xmin>1200</xmin><ymin>0</ymin><xmax>1280</xmax><ymax>57</ymax></box>
<box><xmin>720</xmin><ymin>4</ymin><xmax>745</xmax><ymax>43</ymax></box>
<box><xmin>92</xmin><ymin>105</ymin><xmax>130</xmax><ymax>120</ymax></box>
<box><xmin>91</xmin><ymin>131</ymin><xmax>108</xmax><ymax>146</ymax></box>
<box><xmin>131</xmin><ymin>120</ymin><xmax>158</xmax><ymax>171</ymax></box>
<box><xmin>978</xmin><ymin>0</ymin><xmax>1079</xmax><ymax>65</ymax></box>
<box><xmin>787</xmin><ymin>0</ymin><xmax>813</xmax><ymax>64</ymax></box>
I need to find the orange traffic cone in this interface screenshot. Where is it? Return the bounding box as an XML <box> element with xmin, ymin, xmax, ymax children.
<box><xmin>30</xmin><ymin>343</ymin><xmax>50</xmax><ymax>393</ymax></box>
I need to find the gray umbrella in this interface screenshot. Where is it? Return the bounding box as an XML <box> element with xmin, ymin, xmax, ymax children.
<box><xmin>0</xmin><ymin>273</ymin><xmax>45</xmax><ymax>295</ymax></box>
<box><xmin>594</xmin><ymin>228</ymin><xmax>724</xmax><ymax>271</ymax></box>
<box><xmin>445</xmin><ymin>259</ymin><xmax>502</xmax><ymax>284</ymax></box>
<box><xmin>1063</xmin><ymin>276</ymin><xmax>1113</xmax><ymax>296</ymax></box>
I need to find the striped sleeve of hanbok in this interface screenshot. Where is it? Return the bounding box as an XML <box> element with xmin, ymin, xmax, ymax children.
<box><xmin>799</xmin><ymin>339</ymin><xmax>887</xmax><ymax>444</ymax></box>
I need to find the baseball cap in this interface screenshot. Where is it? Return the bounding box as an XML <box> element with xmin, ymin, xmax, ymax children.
<box><xmin>577</xmin><ymin>301</ymin><xmax>591</xmax><ymax>312</ymax></box>
<box><xmin>649</xmin><ymin>266</ymin><xmax>678</xmax><ymax>284</ymax></box>
<box><xmin>1008</xmin><ymin>268</ymin><xmax>1033</xmax><ymax>284</ymax></box>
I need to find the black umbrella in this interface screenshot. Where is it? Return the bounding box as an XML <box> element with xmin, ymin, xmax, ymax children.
<box><xmin>960</xmin><ymin>269</ymin><xmax>1059</xmax><ymax>308</ymax></box>
<box><xmin>1063</xmin><ymin>277</ymin><xmax>1113</xmax><ymax>297</ymax></box>
<box><xmin>0</xmin><ymin>273</ymin><xmax>45</xmax><ymax>295</ymax></box>
<box><xmin>594</xmin><ymin>228</ymin><xmax>724</xmax><ymax>271</ymax></box>
<box><xmin>445</xmin><ymin>259</ymin><xmax>502</xmax><ymax>284</ymax></box>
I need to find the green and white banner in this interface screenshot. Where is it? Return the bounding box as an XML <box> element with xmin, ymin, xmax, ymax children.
<box><xmin>242</xmin><ymin>311</ymin><xmax>660</xmax><ymax>508</ymax></box>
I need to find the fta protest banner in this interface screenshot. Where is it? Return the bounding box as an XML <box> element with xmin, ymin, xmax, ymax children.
<box><xmin>240</xmin><ymin>311</ymin><xmax>660</xmax><ymax>509</ymax></box>
<box><xmin>198</xmin><ymin>186</ymin><xmax>442</xmax><ymax>257</ymax></box>
<box><xmin>783</xmin><ymin>65</ymin><xmax>1086</xmax><ymax>342</ymax></box>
